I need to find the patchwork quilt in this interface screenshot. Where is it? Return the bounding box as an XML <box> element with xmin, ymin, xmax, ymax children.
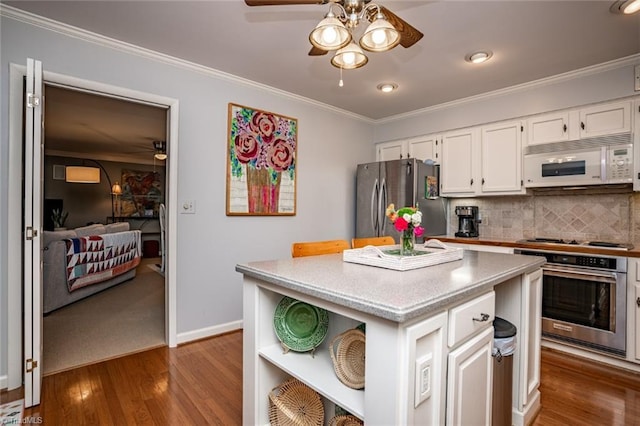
<box><xmin>64</xmin><ymin>230</ymin><xmax>141</xmax><ymax>292</ymax></box>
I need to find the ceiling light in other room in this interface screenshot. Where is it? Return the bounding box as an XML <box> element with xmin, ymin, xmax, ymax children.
<box><xmin>331</xmin><ymin>42</ymin><xmax>368</xmax><ymax>70</ymax></box>
<box><xmin>309</xmin><ymin>8</ymin><xmax>351</xmax><ymax>51</ymax></box>
<box><xmin>153</xmin><ymin>140</ymin><xmax>167</xmax><ymax>160</ymax></box>
<box><xmin>377</xmin><ymin>83</ymin><xmax>398</xmax><ymax>93</ymax></box>
<box><xmin>610</xmin><ymin>0</ymin><xmax>640</xmax><ymax>14</ymax></box>
<box><xmin>465</xmin><ymin>51</ymin><xmax>493</xmax><ymax>64</ymax></box>
<box><xmin>65</xmin><ymin>166</ymin><xmax>100</xmax><ymax>183</ymax></box>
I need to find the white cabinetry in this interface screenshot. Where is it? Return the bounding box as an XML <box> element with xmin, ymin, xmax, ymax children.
<box><xmin>526</xmin><ymin>100</ymin><xmax>632</xmax><ymax>146</ymax></box>
<box><xmin>441</xmin><ymin>127</ymin><xmax>479</xmax><ymax>195</ymax></box>
<box><xmin>376</xmin><ymin>134</ymin><xmax>440</xmax><ymax>162</ymax></box>
<box><xmin>481</xmin><ymin>120</ymin><xmax>524</xmax><ymax>194</ymax></box>
<box><xmin>441</xmin><ymin>122</ymin><xmax>524</xmax><ymax>196</ymax></box>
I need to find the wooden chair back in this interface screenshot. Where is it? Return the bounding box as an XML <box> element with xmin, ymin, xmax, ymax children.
<box><xmin>291</xmin><ymin>239</ymin><xmax>350</xmax><ymax>258</ymax></box>
<box><xmin>351</xmin><ymin>236</ymin><xmax>396</xmax><ymax>249</ymax></box>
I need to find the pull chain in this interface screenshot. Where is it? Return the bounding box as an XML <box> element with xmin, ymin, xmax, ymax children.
<box><xmin>338</xmin><ymin>66</ymin><xmax>344</xmax><ymax>87</ymax></box>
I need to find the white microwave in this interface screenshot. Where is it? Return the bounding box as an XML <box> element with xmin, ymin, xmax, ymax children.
<box><xmin>523</xmin><ymin>135</ymin><xmax>633</xmax><ymax>188</ymax></box>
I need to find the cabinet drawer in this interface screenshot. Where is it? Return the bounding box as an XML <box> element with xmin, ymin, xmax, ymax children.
<box><xmin>448</xmin><ymin>291</ymin><xmax>495</xmax><ymax>347</ymax></box>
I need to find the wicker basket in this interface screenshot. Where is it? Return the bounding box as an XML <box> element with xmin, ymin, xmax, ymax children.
<box><xmin>268</xmin><ymin>378</ymin><xmax>324</xmax><ymax>426</ymax></box>
<box><xmin>328</xmin><ymin>414</ymin><xmax>363</xmax><ymax>426</ymax></box>
<box><xmin>329</xmin><ymin>328</ymin><xmax>366</xmax><ymax>389</ymax></box>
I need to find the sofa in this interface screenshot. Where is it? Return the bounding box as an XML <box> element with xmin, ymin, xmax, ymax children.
<box><xmin>42</xmin><ymin>222</ymin><xmax>142</xmax><ymax>314</ymax></box>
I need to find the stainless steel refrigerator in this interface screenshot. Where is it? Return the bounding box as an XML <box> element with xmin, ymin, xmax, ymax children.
<box><xmin>356</xmin><ymin>159</ymin><xmax>447</xmax><ymax>241</ymax></box>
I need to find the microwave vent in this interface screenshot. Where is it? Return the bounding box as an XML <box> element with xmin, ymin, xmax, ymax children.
<box><xmin>524</xmin><ymin>133</ymin><xmax>631</xmax><ymax>155</ymax></box>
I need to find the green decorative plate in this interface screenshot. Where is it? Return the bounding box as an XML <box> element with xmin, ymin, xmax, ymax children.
<box><xmin>273</xmin><ymin>296</ymin><xmax>329</xmax><ymax>352</ymax></box>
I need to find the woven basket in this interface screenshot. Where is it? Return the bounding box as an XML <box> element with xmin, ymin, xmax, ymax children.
<box><xmin>328</xmin><ymin>414</ymin><xmax>363</xmax><ymax>426</ymax></box>
<box><xmin>268</xmin><ymin>378</ymin><xmax>324</xmax><ymax>426</ymax></box>
<box><xmin>329</xmin><ymin>328</ymin><xmax>366</xmax><ymax>389</ymax></box>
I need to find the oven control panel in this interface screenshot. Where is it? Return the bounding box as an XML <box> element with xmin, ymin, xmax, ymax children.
<box><xmin>517</xmin><ymin>250</ymin><xmax>624</xmax><ymax>272</ymax></box>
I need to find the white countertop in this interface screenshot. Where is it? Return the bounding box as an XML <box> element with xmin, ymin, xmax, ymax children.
<box><xmin>236</xmin><ymin>251</ymin><xmax>544</xmax><ymax>323</ymax></box>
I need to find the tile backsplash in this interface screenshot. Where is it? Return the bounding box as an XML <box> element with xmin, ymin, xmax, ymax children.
<box><xmin>448</xmin><ymin>191</ymin><xmax>640</xmax><ymax>244</ymax></box>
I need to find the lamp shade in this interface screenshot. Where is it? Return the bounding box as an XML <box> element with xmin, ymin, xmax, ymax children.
<box><xmin>359</xmin><ymin>14</ymin><xmax>400</xmax><ymax>52</ymax></box>
<box><xmin>309</xmin><ymin>12</ymin><xmax>351</xmax><ymax>51</ymax></box>
<box><xmin>111</xmin><ymin>182</ymin><xmax>122</xmax><ymax>195</ymax></box>
<box><xmin>65</xmin><ymin>166</ymin><xmax>100</xmax><ymax>183</ymax></box>
<box><xmin>331</xmin><ymin>42</ymin><xmax>368</xmax><ymax>70</ymax></box>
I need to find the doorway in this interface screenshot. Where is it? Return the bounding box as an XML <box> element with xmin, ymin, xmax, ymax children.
<box><xmin>41</xmin><ymin>84</ymin><xmax>168</xmax><ymax>374</ymax></box>
<box><xmin>7</xmin><ymin>61</ymin><xmax>179</xmax><ymax>404</ymax></box>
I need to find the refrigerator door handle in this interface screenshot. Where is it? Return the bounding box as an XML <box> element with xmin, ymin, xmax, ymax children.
<box><xmin>371</xmin><ymin>179</ymin><xmax>379</xmax><ymax>234</ymax></box>
<box><xmin>379</xmin><ymin>178</ymin><xmax>387</xmax><ymax>234</ymax></box>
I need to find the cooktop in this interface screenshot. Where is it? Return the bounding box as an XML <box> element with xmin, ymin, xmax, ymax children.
<box><xmin>516</xmin><ymin>238</ymin><xmax>634</xmax><ymax>251</ymax></box>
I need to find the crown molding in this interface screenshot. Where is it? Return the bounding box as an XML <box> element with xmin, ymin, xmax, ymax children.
<box><xmin>376</xmin><ymin>53</ymin><xmax>640</xmax><ymax>124</ymax></box>
<box><xmin>0</xmin><ymin>4</ymin><xmax>373</xmax><ymax>124</ymax></box>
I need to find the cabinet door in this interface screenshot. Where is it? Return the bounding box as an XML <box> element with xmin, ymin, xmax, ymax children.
<box><xmin>441</xmin><ymin>128</ymin><xmax>478</xmax><ymax>195</ymax></box>
<box><xmin>481</xmin><ymin>121</ymin><xmax>523</xmax><ymax>194</ymax></box>
<box><xmin>527</xmin><ymin>111</ymin><xmax>570</xmax><ymax>145</ymax></box>
<box><xmin>408</xmin><ymin>135</ymin><xmax>439</xmax><ymax>162</ymax></box>
<box><xmin>446</xmin><ymin>326</ymin><xmax>493</xmax><ymax>426</ymax></box>
<box><xmin>377</xmin><ymin>140</ymin><xmax>406</xmax><ymax>161</ymax></box>
<box><xmin>519</xmin><ymin>269</ymin><xmax>542</xmax><ymax>409</ymax></box>
<box><xmin>579</xmin><ymin>101</ymin><xmax>631</xmax><ymax>139</ymax></box>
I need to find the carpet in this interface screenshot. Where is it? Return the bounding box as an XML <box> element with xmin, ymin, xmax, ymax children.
<box><xmin>0</xmin><ymin>399</ymin><xmax>23</xmax><ymax>425</ymax></box>
<box><xmin>43</xmin><ymin>258</ymin><xmax>165</xmax><ymax>375</ymax></box>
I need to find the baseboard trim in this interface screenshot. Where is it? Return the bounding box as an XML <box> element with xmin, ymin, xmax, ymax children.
<box><xmin>0</xmin><ymin>374</ymin><xmax>8</xmax><ymax>391</ymax></box>
<box><xmin>176</xmin><ymin>320</ymin><xmax>243</xmax><ymax>345</ymax></box>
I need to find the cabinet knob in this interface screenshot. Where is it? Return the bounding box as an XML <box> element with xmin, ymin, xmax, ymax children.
<box><xmin>470</xmin><ymin>178</ymin><xmax>474</xmax><ymax>185</ymax></box>
<box><xmin>482</xmin><ymin>178</ymin><xmax>485</xmax><ymax>185</ymax></box>
<box><xmin>563</xmin><ymin>124</ymin><xmax>567</xmax><ymax>132</ymax></box>
<box><xmin>636</xmin><ymin>297</ymin><xmax>640</xmax><ymax>307</ymax></box>
<box><xmin>581</xmin><ymin>122</ymin><xmax>585</xmax><ymax>130</ymax></box>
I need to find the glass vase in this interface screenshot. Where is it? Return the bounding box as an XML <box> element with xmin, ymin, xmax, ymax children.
<box><xmin>400</xmin><ymin>229</ymin><xmax>415</xmax><ymax>256</ymax></box>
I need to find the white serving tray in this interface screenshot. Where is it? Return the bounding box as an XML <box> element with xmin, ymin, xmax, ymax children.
<box><xmin>342</xmin><ymin>239</ymin><xmax>463</xmax><ymax>271</ymax></box>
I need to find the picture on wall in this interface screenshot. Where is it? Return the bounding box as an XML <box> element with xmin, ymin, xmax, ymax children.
<box><xmin>226</xmin><ymin>103</ymin><xmax>297</xmax><ymax>216</ymax></box>
<box><xmin>120</xmin><ymin>169</ymin><xmax>163</xmax><ymax>217</ymax></box>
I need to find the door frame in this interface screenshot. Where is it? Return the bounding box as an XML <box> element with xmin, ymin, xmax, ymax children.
<box><xmin>7</xmin><ymin>63</ymin><xmax>179</xmax><ymax>390</ymax></box>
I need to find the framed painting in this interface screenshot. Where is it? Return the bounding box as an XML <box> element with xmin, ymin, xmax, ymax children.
<box><xmin>226</xmin><ymin>103</ymin><xmax>297</xmax><ymax>216</ymax></box>
<box><xmin>120</xmin><ymin>169</ymin><xmax>163</xmax><ymax>217</ymax></box>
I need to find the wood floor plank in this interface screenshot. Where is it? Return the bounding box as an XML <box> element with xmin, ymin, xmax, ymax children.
<box><xmin>9</xmin><ymin>330</ymin><xmax>640</xmax><ymax>425</ymax></box>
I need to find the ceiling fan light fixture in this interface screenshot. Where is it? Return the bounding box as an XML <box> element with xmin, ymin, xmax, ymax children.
<box><xmin>331</xmin><ymin>41</ymin><xmax>368</xmax><ymax>69</ymax></box>
<box><xmin>359</xmin><ymin>13</ymin><xmax>401</xmax><ymax>52</ymax></box>
<box><xmin>153</xmin><ymin>140</ymin><xmax>167</xmax><ymax>160</ymax></box>
<box><xmin>465</xmin><ymin>51</ymin><xmax>493</xmax><ymax>64</ymax></box>
<box><xmin>309</xmin><ymin>10</ymin><xmax>351</xmax><ymax>51</ymax></box>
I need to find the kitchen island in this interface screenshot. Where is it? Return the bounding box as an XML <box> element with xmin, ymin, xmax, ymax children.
<box><xmin>237</xmin><ymin>249</ymin><xmax>545</xmax><ymax>425</ymax></box>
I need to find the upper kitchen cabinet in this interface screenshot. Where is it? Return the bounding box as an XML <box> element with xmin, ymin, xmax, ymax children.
<box><xmin>441</xmin><ymin>121</ymin><xmax>524</xmax><ymax>197</ymax></box>
<box><xmin>526</xmin><ymin>100</ymin><xmax>632</xmax><ymax>146</ymax></box>
<box><xmin>481</xmin><ymin>120</ymin><xmax>525</xmax><ymax>194</ymax></box>
<box><xmin>441</xmin><ymin>127</ymin><xmax>479</xmax><ymax>195</ymax></box>
<box><xmin>376</xmin><ymin>134</ymin><xmax>440</xmax><ymax>162</ymax></box>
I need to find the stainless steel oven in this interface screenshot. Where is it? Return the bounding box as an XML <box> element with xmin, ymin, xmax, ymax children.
<box><xmin>516</xmin><ymin>249</ymin><xmax>627</xmax><ymax>357</ymax></box>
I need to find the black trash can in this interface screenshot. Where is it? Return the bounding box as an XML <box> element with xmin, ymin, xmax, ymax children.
<box><xmin>492</xmin><ymin>317</ymin><xmax>517</xmax><ymax>426</ymax></box>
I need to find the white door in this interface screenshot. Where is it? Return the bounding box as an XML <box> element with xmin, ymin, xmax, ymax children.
<box><xmin>24</xmin><ymin>58</ymin><xmax>44</xmax><ymax>407</ymax></box>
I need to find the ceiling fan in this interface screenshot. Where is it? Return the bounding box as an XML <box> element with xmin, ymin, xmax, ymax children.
<box><xmin>245</xmin><ymin>0</ymin><xmax>423</xmax><ymax>70</ymax></box>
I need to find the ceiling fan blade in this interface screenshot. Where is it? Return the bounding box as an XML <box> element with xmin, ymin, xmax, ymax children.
<box><xmin>308</xmin><ymin>46</ymin><xmax>328</xmax><ymax>56</ymax></box>
<box><xmin>380</xmin><ymin>6</ymin><xmax>424</xmax><ymax>49</ymax></box>
<box><xmin>245</xmin><ymin>0</ymin><xmax>325</xmax><ymax>6</ymax></box>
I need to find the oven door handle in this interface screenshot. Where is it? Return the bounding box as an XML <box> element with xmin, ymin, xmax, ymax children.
<box><xmin>543</xmin><ymin>266</ymin><xmax>618</xmax><ymax>283</ymax></box>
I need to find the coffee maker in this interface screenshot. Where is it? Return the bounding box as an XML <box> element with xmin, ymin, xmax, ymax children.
<box><xmin>454</xmin><ymin>206</ymin><xmax>480</xmax><ymax>237</ymax></box>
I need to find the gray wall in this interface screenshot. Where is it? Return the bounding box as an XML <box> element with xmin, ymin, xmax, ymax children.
<box><xmin>0</xmin><ymin>14</ymin><xmax>374</xmax><ymax>379</ymax></box>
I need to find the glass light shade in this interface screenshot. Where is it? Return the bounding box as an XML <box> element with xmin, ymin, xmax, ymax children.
<box><xmin>154</xmin><ymin>152</ymin><xmax>167</xmax><ymax>160</ymax></box>
<box><xmin>309</xmin><ymin>15</ymin><xmax>351</xmax><ymax>51</ymax></box>
<box><xmin>359</xmin><ymin>15</ymin><xmax>400</xmax><ymax>52</ymax></box>
<box><xmin>65</xmin><ymin>166</ymin><xmax>100</xmax><ymax>183</ymax></box>
<box><xmin>622</xmin><ymin>0</ymin><xmax>640</xmax><ymax>13</ymax></box>
<box><xmin>111</xmin><ymin>182</ymin><xmax>122</xmax><ymax>195</ymax></box>
<box><xmin>331</xmin><ymin>42</ymin><xmax>368</xmax><ymax>69</ymax></box>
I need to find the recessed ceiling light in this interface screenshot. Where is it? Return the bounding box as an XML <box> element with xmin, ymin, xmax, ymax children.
<box><xmin>465</xmin><ymin>51</ymin><xmax>493</xmax><ymax>64</ymax></box>
<box><xmin>377</xmin><ymin>83</ymin><xmax>398</xmax><ymax>93</ymax></box>
<box><xmin>610</xmin><ymin>0</ymin><xmax>640</xmax><ymax>14</ymax></box>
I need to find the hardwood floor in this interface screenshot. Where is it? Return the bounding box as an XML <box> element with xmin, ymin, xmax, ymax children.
<box><xmin>3</xmin><ymin>331</ymin><xmax>640</xmax><ymax>425</ymax></box>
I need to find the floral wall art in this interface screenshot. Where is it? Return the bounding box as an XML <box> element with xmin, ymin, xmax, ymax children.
<box><xmin>226</xmin><ymin>103</ymin><xmax>297</xmax><ymax>215</ymax></box>
<box><xmin>120</xmin><ymin>169</ymin><xmax>163</xmax><ymax>217</ymax></box>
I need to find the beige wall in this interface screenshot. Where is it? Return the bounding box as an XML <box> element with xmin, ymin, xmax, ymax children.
<box><xmin>448</xmin><ymin>190</ymin><xmax>640</xmax><ymax>245</ymax></box>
